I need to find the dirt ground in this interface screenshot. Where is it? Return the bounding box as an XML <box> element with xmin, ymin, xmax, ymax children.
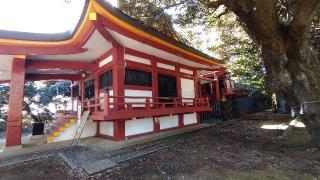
<box><xmin>1</xmin><ymin>119</ymin><xmax>320</xmax><ymax>180</ymax></box>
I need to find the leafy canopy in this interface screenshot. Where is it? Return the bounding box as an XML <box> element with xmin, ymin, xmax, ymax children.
<box><xmin>0</xmin><ymin>81</ymin><xmax>70</xmax><ymax>124</ymax></box>
<box><xmin>118</xmin><ymin>0</ymin><xmax>268</xmax><ymax>95</ymax></box>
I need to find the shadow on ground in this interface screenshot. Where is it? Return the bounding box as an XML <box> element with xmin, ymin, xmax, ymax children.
<box><xmin>0</xmin><ymin>118</ymin><xmax>319</xmax><ymax>180</ymax></box>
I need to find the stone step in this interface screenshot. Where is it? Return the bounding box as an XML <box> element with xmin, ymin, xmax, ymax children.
<box><xmin>53</xmin><ymin>131</ymin><xmax>60</xmax><ymax>137</ymax></box>
<box><xmin>47</xmin><ymin>136</ymin><xmax>54</xmax><ymax>142</ymax></box>
<box><xmin>58</xmin><ymin>127</ymin><xmax>65</xmax><ymax>132</ymax></box>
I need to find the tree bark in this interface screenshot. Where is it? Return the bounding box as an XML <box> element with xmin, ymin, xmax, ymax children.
<box><xmin>205</xmin><ymin>0</ymin><xmax>320</xmax><ymax>147</ymax></box>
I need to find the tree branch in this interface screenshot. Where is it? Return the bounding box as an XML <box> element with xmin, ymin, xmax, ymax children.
<box><xmin>216</xmin><ymin>9</ymin><xmax>228</xmax><ymax>18</ymax></box>
<box><xmin>162</xmin><ymin>0</ymin><xmax>190</xmax><ymax>9</ymax></box>
<box><xmin>200</xmin><ymin>0</ymin><xmax>227</xmax><ymax>9</ymax></box>
<box><xmin>289</xmin><ymin>0</ymin><xmax>320</xmax><ymax>41</ymax></box>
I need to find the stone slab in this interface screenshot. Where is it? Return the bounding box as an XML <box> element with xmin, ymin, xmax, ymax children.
<box><xmin>58</xmin><ymin>152</ymin><xmax>77</xmax><ymax>169</ymax></box>
<box><xmin>81</xmin><ymin>158</ymin><xmax>118</xmax><ymax>175</ymax></box>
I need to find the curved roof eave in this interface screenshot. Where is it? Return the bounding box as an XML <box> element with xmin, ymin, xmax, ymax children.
<box><xmin>0</xmin><ymin>0</ymin><xmax>92</xmax><ymax>47</ymax></box>
<box><xmin>93</xmin><ymin>0</ymin><xmax>222</xmax><ymax>66</ymax></box>
<box><xmin>0</xmin><ymin>1</ymin><xmax>89</xmax><ymax>42</ymax></box>
<box><xmin>0</xmin><ymin>0</ymin><xmax>223</xmax><ymax>66</ymax></box>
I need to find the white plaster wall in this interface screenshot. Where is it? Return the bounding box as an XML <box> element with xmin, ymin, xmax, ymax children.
<box><xmin>72</xmin><ymin>100</ymin><xmax>78</xmax><ymax>111</ymax></box>
<box><xmin>100</xmin><ymin>121</ymin><xmax>114</xmax><ymax>137</ymax></box>
<box><xmin>100</xmin><ymin>90</ymin><xmax>114</xmax><ymax>109</ymax></box>
<box><xmin>125</xmin><ymin>54</ymin><xmax>151</xmax><ymax>65</ymax></box>
<box><xmin>125</xmin><ymin>118</ymin><xmax>154</xmax><ymax>136</ymax></box>
<box><xmin>124</xmin><ymin>89</ymin><xmax>152</xmax><ymax>107</ymax></box>
<box><xmin>157</xmin><ymin>62</ymin><xmax>175</xmax><ymax>71</ymax></box>
<box><xmin>159</xmin><ymin>115</ymin><xmax>179</xmax><ymax>130</ymax></box>
<box><xmin>99</xmin><ymin>55</ymin><xmax>113</xmax><ymax>67</ymax></box>
<box><xmin>180</xmin><ymin>68</ymin><xmax>193</xmax><ymax>75</ymax></box>
<box><xmin>181</xmin><ymin>78</ymin><xmax>195</xmax><ymax>102</ymax></box>
<box><xmin>183</xmin><ymin>113</ymin><xmax>197</xmax><ymax>125</ymax></box>
<box><xmin>53</xmin><ymin>120</ymin><xmax>97</xmax><ymax>142</ymax></box>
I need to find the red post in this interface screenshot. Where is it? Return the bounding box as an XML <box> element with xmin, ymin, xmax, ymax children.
<box><xmin>113</xmin><ymin>46</ymin><xmax>125</xmax><ymax>110</ymax></box>
<box><xmin>113</xmin><ymin>119</ymin><xmax>125</xmax><ymax>140</ymax></box>
<box><xmin>215</xmin><ymin>80</ymin><xmax>220</xmax><ymax>101</ymax></box>
<box><xmin>103</xmin><ymin>93</ymin><xmax>110</xmax><ymax>115</ymax></box>
<box><xmin>6</xmin><ymin>56</ymin><xmax>26</xmax><ymax>148</ymax></box>
<box><xmin>154</xmin><ymin>117</ymin><xmax>160</xmax><ymax>132</ymax></box>
<box><xmin>174</xmin><ymin>98</ymin><xmax>178</xmax><ymax>108</ymax></box>
<box><xmin>178</xmin><ymin>114</ymin><xmax>184</xmax><ymax>128</ymax></box>
<box><xmin>80</xmin><ymin>81</ymin><xmax>85</xmax><ymax>102</ymax></box>
<box><xmin>70</xmin><ymin>85</ymin><xmax>74</xmax><ymax>111</ymax></box>
<box><xmin>94</xmin><ymin>75</ymin><xmax>99</xmax><ymax>112</ymax></box>
<box><xmin>146</xmin><ymin>98</ymin><xmax>151</xmax><ymax>109</ymax></box>
<box><xmin>176</xmin><ymin>66</ymin><xmax>182</xmax><ymax>99</ymax></box>
<box><xmin>127</xmin><ymin>103</ymin><xmax>132</xmax><ymax>110</ymax></box>
<box><xmin>151</xmin><ymin>60</ymin><xmax>158</xmax><ymax>108</ymax></box>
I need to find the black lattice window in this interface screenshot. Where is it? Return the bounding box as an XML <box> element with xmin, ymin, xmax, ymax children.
<box><xmin>99</xmin><ymin>70</ymin><xmax>113</xmax><ymax>90</ymax></box>
<box><xmin>125</xmin><ymin>68</ymin><xmax>152</xmax><ymax>87</ymax></box>
<box><xmin>158</xmin><ymin>74</ymin><xmax>177</xmax><ymax>98</ymax></box>
<box><xmin>84</xmin><ymin>79</ymin><xmax>95</xmax><ymax>99</ymax></box>
<box><xmin>72</xmin><ymin>85</ymin><xmax>80</xmax><ymax>98</ymax></box>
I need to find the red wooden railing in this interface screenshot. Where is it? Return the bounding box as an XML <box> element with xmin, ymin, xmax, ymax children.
<box><xmin>81</xmin><ymin>93</ymin><xmax>210</xmax><ymax>120</ymax></box>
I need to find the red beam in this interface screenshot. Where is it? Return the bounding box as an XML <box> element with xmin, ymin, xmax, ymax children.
<box><xmin>26</xmin><ymin>60</ymin><xmax>97</xmax><ymax>72</ymax></box>
<box><xmin>0</xmin><ymin>80</ymin><xmax>10</xmax><ymax>84</ymax></box>
<box><xmin>90</xmin><ymin>106</ymin><xmax>210</xmax><ymax>121</ymax></box>
<box><xmin>26</xmin><ymin>74</ymin><xmax>81</xmax><ymax>81</ymax></box>
<box><xmin>92</xmin><ymin>15</ymin><xmax>120</xmax><ymax>47</ymax></box>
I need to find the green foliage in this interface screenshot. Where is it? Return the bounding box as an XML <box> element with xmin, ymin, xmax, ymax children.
<box><xmin>117</xmin><ymin>0</ymin><xmax>319</xmax><ymax>96</ymax></box>
<box><xmin>118</xmin><ymin>0</ymin><xmax>181</xmax><ymax>40</ymax></box>
<box><xmin>0</xmin><ymin>84</ymin><xmax>9</xmax><ymax>121</ymax></box>
<box><xmin>117</xmin><ymin>0</ymin><xmax>268</xmax><ymax>96</ymax></box>
<box><xmin>38</xmin><ymin>81</ymin><xmax>71</xmax><ymax>106</ymax></box>
<box><xmin>310</xmin><ymin>11</ymin><xmax>320</xmax><ymax>53</ymax></box>
<box><xmin>0</xmin><ymin>81</ymin><xmax>70</xmax><ymax>124</ymax></box>
<box><xmin>206</xmin><ymin>13</ymin><xmax>268</xmax><ymax>95</ymax></box>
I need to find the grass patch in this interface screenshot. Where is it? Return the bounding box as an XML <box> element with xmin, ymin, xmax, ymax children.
<box><xmin>304</xmin><ymin>152</ymin><xmax>320</xmax><ymax>162</ymax></box>
<box><xmin>219</xmin><ymin>168</ymin><xmax>318</xmax><ymax>180</ymax></box>
<box><xmin>278</xmin><ymin>127</ymin><xmax>311</xmax><ymax>147</ymax></box>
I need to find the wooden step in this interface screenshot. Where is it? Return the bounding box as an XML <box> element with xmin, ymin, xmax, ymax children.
<box><xmin>47</xmin><ymin>136</ymin><xmax>54</xmax><ymax>142</ymax></box>
<box><xmin>58</xmin><ymin>127</ymin><xmax>65</xmax><ymax>132</ymax></box>
<box><xmin>69</xmin><ymin>118</ymin><xmax>77</xmax><ymax>124</ymax></box>
<box><xmin>65</xmin><ymin>122</ymin><xmax>71</xmax><ymax>128</ymax></box>
<box><xmin>53</xmin><ymin>131</ymin><xmax>60</xmax><ymax>137</ymax></box>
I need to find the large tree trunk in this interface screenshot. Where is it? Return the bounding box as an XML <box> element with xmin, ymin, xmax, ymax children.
<box><xmin>211</xmin><ymin>0</ymin><xmax>320</xmax><ymax>147</ymax></box>
<box><xmin>286</xmin><ymin>46</ymin><xmax>320</xmax><ymax>148</ymax></box>
<box><xmin>262</xmin><ymin>42</ymin><xmax>320</xmax><ymax>148</ymax></box>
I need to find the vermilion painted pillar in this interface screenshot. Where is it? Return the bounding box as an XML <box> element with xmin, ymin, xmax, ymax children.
<box><xmin>175</xmin><ymin>66</ymin><xmax>182</xmax><ymax>98</ymax></box>
<box><xmin>80</xmin><ymin>81</ymin><xmax>85</xmax><ymax>102</ymax></box>
<box><xmin>112</xmin><ymin>46</ymin><xmax>125</xmax><ymax>140</ymax></box>
<box><xmin>215</xmin><ymin>80</ymin><xmax>220</xmax><ymax>101</ymax></box>
<box><xmin>151</xmin><ymin>60</ymin><xmax>158</xmax><ymax>102</ymax></box>
<box><xmin>112</xmin><ymin>46</ymin><xmax>125</xmax><ymax>108</ymax></box>
<box><xmin>113</xmin><ymin>119</ymin><xmax>125</xmax><ymax>140</ymax></box>
<box><xmin>193</xmin><ymin>69</ymin><xmax>201</xmax><ymax>124</ymax></box>
<box><xmin>176</xmin><ymin>66</ymin><xmax>183</xmax><ymax>127</ymax></box>
<box><xmin>151</xmin><ymin>60</ymin><xmax>160</xmax><ymax>131</ymax></box>
<box><xmin>6</xmin><ymin>56</ymin><xmax>26</xmax><ymax>147</ymax></box>
<box><xmin>93</xmin><ymin>76</ymin><xmax>100</xmax><ymax>136</ymax></box>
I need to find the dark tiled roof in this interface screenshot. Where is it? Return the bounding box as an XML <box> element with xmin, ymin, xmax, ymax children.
<box><xmin>96</xmin><ymin>0</ymin><xmax>220</xmax><ymax>63</ymax></box>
